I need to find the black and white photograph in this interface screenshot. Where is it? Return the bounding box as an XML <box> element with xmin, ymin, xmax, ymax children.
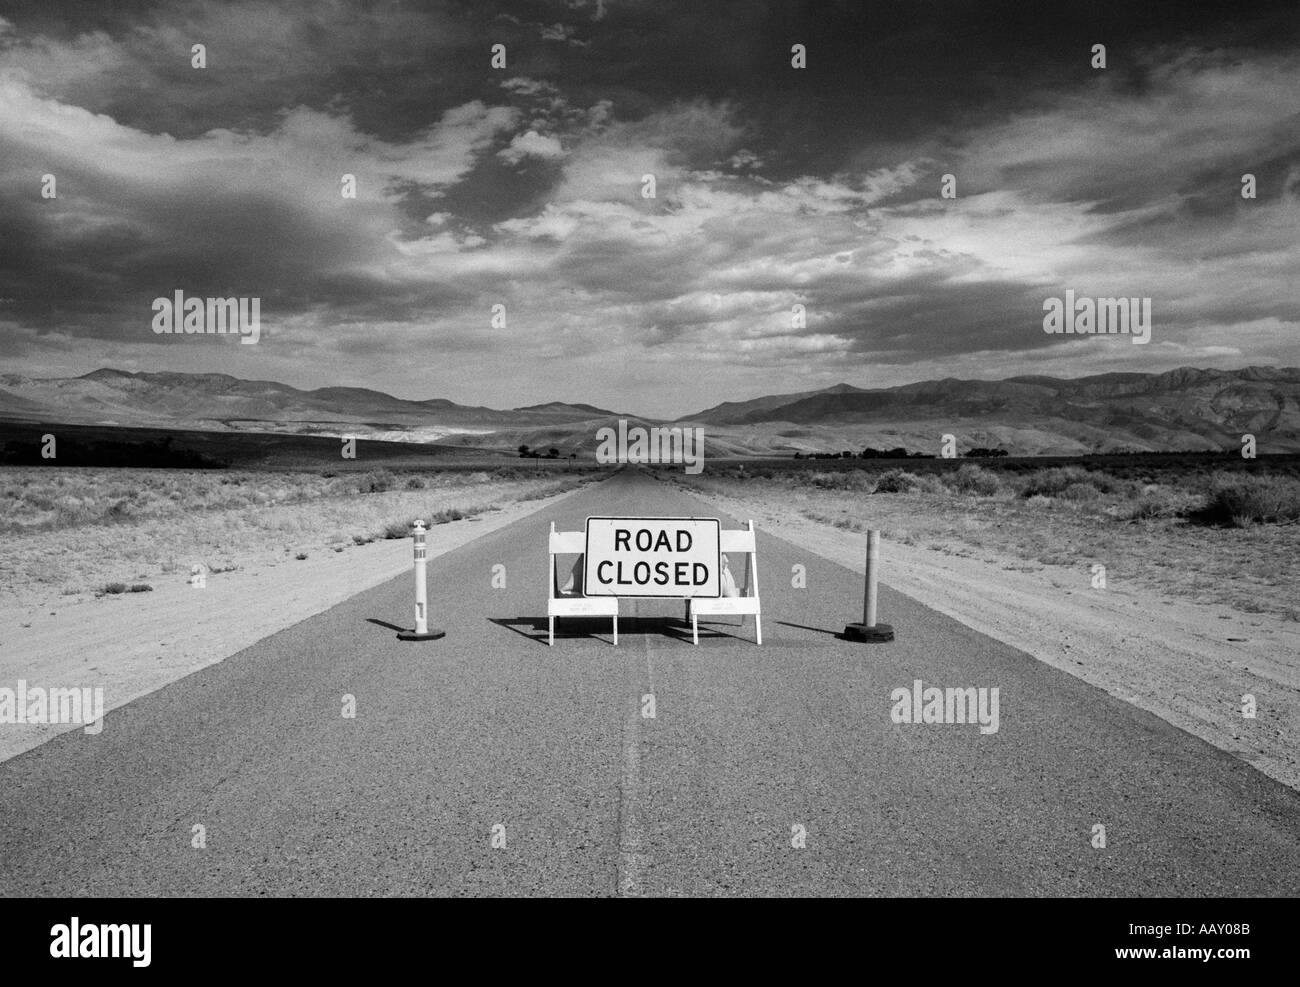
<box><xmin>0</xmin><ymin>0</ymin><xmax>1296</xmax><ymax>958</ymax></box>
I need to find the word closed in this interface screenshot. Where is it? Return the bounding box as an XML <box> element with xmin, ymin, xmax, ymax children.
<box><xmin>584</xmin><ymin>516</ymin><xmax>720</xmax><ymax>598</ymax></box>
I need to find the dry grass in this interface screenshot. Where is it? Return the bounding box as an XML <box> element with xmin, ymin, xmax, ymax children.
<box><xmin>0</xmin><ymin>466</ymin><xmax>598</xmax><ymax>601</ymax></box>
<box><xmin>677</xmin><ymin>467</ymin><xmax>1300</xmax><ymax>621</ymax></box>
<box><xmin>0</xmin><ymin>465</ymin><xmax>584</xmax><ymax>533</ymax></box>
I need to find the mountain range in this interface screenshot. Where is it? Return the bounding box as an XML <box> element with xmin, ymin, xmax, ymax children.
<box><xmin>2</xmin><ymin>366</ymin><xmax>1297</xmax><ymax>456</ymax></box>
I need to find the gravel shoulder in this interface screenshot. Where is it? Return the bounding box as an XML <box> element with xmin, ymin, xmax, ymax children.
<box><xmin>0</xmin><ymin>481</ymin><xmax>594</xmax><ymax>763</ymax></box>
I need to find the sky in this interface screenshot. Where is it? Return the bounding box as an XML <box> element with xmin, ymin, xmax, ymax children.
<box><xmin>1</xmin><ymin>0</ymin><xmax>1298</xmax><ymax>418</ymax></box>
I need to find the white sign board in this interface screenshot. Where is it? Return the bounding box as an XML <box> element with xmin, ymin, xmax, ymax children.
<box><xmin>584</xmin><ymin>516</ymin><xmax>720</xmax><ymax>598</ymax></box>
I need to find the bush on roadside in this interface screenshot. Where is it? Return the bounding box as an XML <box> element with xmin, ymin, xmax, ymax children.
<box><xmin>99</xmin><ymin>582</ymin><xmax>151</xmax><ymax>595</ymax></box>
<box><xmin>382</xmin><ymin>520</ymin><xmax>413</xmax><ymax>539</ymax></box>
<box><xmin>1119</xmin><ymin>487</ymin><xmax>1197</xmax><ymax>520</ymax></box>
<box><xmin>1019</xmin><ymin>466</ymin><xmax>1095</xmax><ymax>498</ymax></box>
<box><xmin>1059</xmin><ymin>481</ymin><xmax>1101</xmax><ymax>501</ymax></box>
<box><xmin>362</xmin><ymin>468</ymin><xmax>396</xmax><ymax>493</ymax></box>
<box><xmin>946</xmin><ymin>464</ymin><xmax>1003</xmax><ymax>497</ymax></box>
<box><xmin>808</xmin><ymin>469</ymin><xmax>874</xmax><ymax>492</ymax></box>
<box><xmin>873</xmin><ymin>469</ymin><xmax>922</xmax><ymax>494</ymax></box>
<box><xmin>1198</xmin><ymin>473</ymin><xmax>1300</xmax><ymax>526</ymax></box>
<box><xmin>915</xmin><ymin>473</ymin><xmax>948</xmax><ymax>496</ymax></box>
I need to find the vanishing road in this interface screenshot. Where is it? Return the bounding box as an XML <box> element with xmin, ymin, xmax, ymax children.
<box><xmin>3</xmin><ymin>468</ymin><xmax>1299</xmax><ymax>896</ymax></box>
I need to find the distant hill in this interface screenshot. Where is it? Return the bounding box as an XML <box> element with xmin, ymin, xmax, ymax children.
<box><xmin>0</xmin><ymin>369</ymin><xmax>619</xmax><ymax>445</ymax></box>
<box><xmin>676</xmin><ymin>367</ymin><xmax>1300</xmax><ymax>454</ymax></box>
<box><xmin>2</xmin><ymin>365</ymin><xmax>1298</xmax><ymax>456</ymax></box>
<box><xmin>511</xmin><ymin>401</ymin><xmax>628</xmax><ymax>418</ymax></box>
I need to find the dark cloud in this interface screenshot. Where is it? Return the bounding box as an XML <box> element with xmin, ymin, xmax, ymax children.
<box><xmin>1</xmin><ymin>0</ymin><xmax>1299</xmax><ymax>415</ymax></box>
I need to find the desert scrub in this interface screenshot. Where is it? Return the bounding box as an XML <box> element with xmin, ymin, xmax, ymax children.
<box><xmin>873</xmin><ymin>469</ymin><xmax>922</xmax><ymax>494</ymax></box>
<box><xmin>1017</xmin><ymin>466</ymin><xmax>1138</xmax><ymax>499</ymax></box>
<box><xmin>0</xmin><ymin>465</ymin><xmax>593</xmax><ymax>533</ymax></box>
<box><xmin>1197</xmin><ymin>473</ymin><xmax>1300</xmax><ymax>526</ymax></box>
<box><xmin>99</xmin><ymin>582</ymin><xmax>152</xmax><ymax>595</ymax></box>
<box><xmin>945</xmin><ymin>464</ymin><xmax>1003</xmax><ymax>497</ymax></box>
<box><xmin>1018</xmin><ymin>466</ymin><xmax>1096</xmax><ymax>497</ymax></box>
<box><xmin>1058</xmin><ymin>481</ymin><xmax>1101</xmax><ymax>501</ymax></box>
<box><xmin>1115</xmin><ymin>486</ymin><xmax>1202</xmax><ymax>520</ymax></box>
<box><xmin>381</xmin><ymin>503</ymin><xmax>500</xmax><ymax>538</ymax></box>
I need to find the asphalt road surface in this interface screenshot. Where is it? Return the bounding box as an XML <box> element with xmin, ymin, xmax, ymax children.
<box><xmin>3</xmin><ymin>468</ymin><xmax>1299</xmax><ymax>896</ymax></box>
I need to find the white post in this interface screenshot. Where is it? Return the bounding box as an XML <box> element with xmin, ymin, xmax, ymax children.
<box><xmin>397</xmin><ymin>519</ymin><xmax>445</xmax><ymax>641</ymax></box>
<box><xmin>412</xmin><ymin>519</ymin><xmax>429</xmax><ymax>636</ymax></box>
<box><xmin>864</xmin><ymin>529</ymin><xmax>879</xmax><ymax>628</ymax></box>
<box><xmin>844</xmin><ymin>528</ymin><xmax>894</xmax><ymax>642</ymax></box>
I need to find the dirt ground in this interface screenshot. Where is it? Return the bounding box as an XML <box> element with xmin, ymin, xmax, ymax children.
<box><xmin>0</xmin><ymin>481</ymin><xmax>590</xmax><ymax>763</ymax></box>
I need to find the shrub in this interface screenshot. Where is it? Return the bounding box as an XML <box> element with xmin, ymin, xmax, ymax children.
<box><xmin>842</xmin><ymin>470</ymin><xmax>877</xmax><ymax>492</ymax></box>
<box><xmin>1120</xmin><ymin>488</ymin><xmax>1195</xmax><ymax>520</ymax></box>
<box><xmin>105</xmin><ymin>499</ymin><xmax>133</xmax><ymax>521</ymax></box>
<box><xmin>383</xmin><ymin>520</ymin><xmax>414</xmax><ymax>539</ymax></box>
<box><xmin>947</xmin><ymin>464</ymin><xmax>1003</xmax><ymax>496</ymax></box>
<box><xmin>807</xmin><ymin>471</ymin><xmax>841</xmax><ymax>488</ymax></box>
<box><xmin>806</xmin><ymin>469</ymin><xmax>874</xmax><ymax>492</ymax></box>
<box><xmin>915</xmin><ymin>473</ymin><xmax>948</xmax><ymax>496</ymax></box>
<box><xmin>1198</xmin><ymin>474</ymin><xmax>1300</xmax><ymax>526</ymax></box>
<box><xmin>1059</xmin><ymin>482</ymin><xmax>1101</xmax><ymax>501</ymax></box>
<box><xmin>362</xmin><ymin>468</ymin><xmax>396</xmax><ymax>493</ymax></box>
<box><xmin>1019</xmin><ymin>466</ymin><xmax>1095</xmax><ymax>497</ymax></box>
<box><xmin>873</xmin><ymin>469</ymin><xmax>921</xmax><ymax>494</ymax></box>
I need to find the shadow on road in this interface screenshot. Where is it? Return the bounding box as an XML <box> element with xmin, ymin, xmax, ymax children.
<box><xmin>365</xmin><ymin>618</ymin><xmax>408</xmax><ymax>633</ymax></box>
<box><xmin>490</xmin><ymin>616</ymin><xmax>751</xmax><ymax>646</ymax></box>
<box><xmin>776</xmin><ymin>620</ymin><xmax>839</xmax><ymax>637</ymax></box>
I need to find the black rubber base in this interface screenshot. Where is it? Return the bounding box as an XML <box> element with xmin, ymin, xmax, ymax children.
<box><xmin>396</xmin><ymin>628</ymin><xmax>446</xmax><ymax>641</ymax></box>
<box><xmin>843</xmin><ymin>622</ymin><xmax>894</xmax><ymax>642</ymax></box>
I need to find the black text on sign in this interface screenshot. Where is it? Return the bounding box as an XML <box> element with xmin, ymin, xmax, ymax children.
<box><xmin>584</xmin><ymin>517</ymin><xmax>721</xmax><ymax>598</ymax></box>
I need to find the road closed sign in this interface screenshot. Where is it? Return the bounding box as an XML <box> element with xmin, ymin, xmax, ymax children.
<box><xmin>584</xmin><ymin>517</ymin><xmax>721</xmax><ymax>598</ymax></box>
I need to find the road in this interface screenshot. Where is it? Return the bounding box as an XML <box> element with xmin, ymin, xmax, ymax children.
<box><xmin>2</xmin><ymin>468</ymin><xmax>1299</xmax><ymax>896</ymax></box>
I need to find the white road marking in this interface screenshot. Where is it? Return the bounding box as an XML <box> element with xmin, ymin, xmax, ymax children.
<box><xmin>616</xmin><ymin>601</ymin><xmax>654</xmax><ymax>897</ymax></box>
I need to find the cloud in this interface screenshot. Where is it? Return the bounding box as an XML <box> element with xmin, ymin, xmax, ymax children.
<box><xmin>540</xmin><ymin>22</ymin><xmax>587</xmax><ymax>46</ymax></box>
<box><xmin>3</xmin><ymin>3</ymin><xmax>1300</xmax><ymax>415</ymax></box>
<box><xmin>499</xmin><ymin>76</ymin><xmax>557</xmax><ymax>97</ymax></box>
<box><xmin>498</xmin><ymin>129</ymin><xmax>566</xmax><ymax>165</ymax></box>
